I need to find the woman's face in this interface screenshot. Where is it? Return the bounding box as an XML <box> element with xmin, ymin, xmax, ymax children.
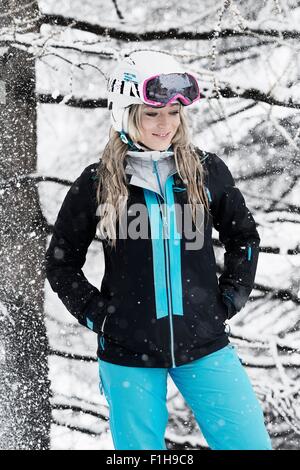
<box><xmin>139</xmin><ymin>102</ymin><xmax>181</xmax><ymax>151</ymax></box>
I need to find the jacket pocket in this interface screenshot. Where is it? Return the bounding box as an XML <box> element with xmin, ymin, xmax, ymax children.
<box><xmin>99</xmin><ymin>310</ymin><xmax>124</xmax><ymax>344</ymax></box>
<box><xmin>183</xmin><ymin>299</ymin><xmax>227</xmax><ymax>344</ymax></box>
<box><xmin>100</xmin><ymin>312</ymin><xmax>110</xmax><ymax>334</ymax></box>
<box><xmin>100</xmin><ymin>310</ymin><xmax>117</xmax><ymax>337</ymax></box>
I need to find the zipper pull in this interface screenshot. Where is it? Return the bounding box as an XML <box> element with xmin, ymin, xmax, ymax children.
<box><xmin>162</xmin><ymin>214</ymin><xmax>169</xmax><ymax>238</ymax></box>
<box><xmin>205</xmin><ymin>186</ymin><xmax>212</xmax><ymax>203</ymax></box>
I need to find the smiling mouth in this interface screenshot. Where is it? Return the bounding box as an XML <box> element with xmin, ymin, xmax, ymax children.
<box><xmin>152</xmin><ymin>133</ymin><xmax>170</xmax><ymax>138</ymax></box>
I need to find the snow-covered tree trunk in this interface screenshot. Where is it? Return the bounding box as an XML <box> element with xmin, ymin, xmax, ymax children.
<box><xmin>0</xmin><ymin>1</ymin><xmax>51</xmax><ymax>450</ymax></box>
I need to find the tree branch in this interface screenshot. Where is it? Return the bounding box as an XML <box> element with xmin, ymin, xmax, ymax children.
<box><xmin>111</xmin><ymin>0</ymin><xmax>124</xmax><ymax>21</ymax></box>
<box><xmin>48</xmin><ymin>346</ymin><xmax>300</xmax><ymax>369</ymax></box>
<box><xmin>37</xmin><ymin>92</ymin><xmax>106</xmax><ymax>108</ymax></box>
<box><xmin>51</xmin><ymin>418</ymin><xmax>101</xmax><ymax>436</ymax></box>
<box><xmin>52</xmin><ymin>403</ymin><xmax>108</xmax><ymax>421</ymax></box>
<box><xmin>216</xmin><ymin>85</ymin><xmax>300</xmax><ymax>109</ymax></box>
<box><xmin>49</xmin><ymin>347</ymin><xmax>97</xmax><ymax>362</ymax></box>
<box><xmin>38</xmin><ymin>14</ymin><xmax>300</xmax><ymax>42</ymax></box>
<box><xmin>35</xmin><ymin>86</ymin><xmax>300</xmax><ymax>110</ymax></box>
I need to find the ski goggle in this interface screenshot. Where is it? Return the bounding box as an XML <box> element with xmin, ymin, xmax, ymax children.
<box><xmin>142</xmin><ymin>73</ymin><xmax>200</xmax><ymax>107</ymax></box>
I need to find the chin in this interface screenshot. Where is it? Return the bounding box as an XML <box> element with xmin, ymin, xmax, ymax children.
<box><xmin>153</xmin><ymin>147</ymin><xmax>169</xmax><ymax>152</ymax></box>
<box><xmin>150</xmin><ymin>142</ymin><xmax>172</xmax><ymax>151</ymax></box>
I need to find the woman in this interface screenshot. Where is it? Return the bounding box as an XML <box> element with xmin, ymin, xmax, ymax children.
<box><xmin>45</xmin><ymin>50</ymin><xmax>272</xmax><ymax>450</ymax></box>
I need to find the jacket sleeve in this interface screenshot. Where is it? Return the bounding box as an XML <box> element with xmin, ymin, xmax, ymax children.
<box><xmin>209</xmin><ymin>154</ymin><xmax>261</xmax><ymax>319</ymax></box>
<box><xmin>44</xmin><ymin>165</ymin><xmax>106</xmax><ymax>334</ymax></box>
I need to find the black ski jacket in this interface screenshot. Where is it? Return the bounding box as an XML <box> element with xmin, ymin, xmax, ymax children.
<box><xmin>45</xmin><ymin>148</ymin><xmax>260</xmax><ymax>368</ymax></box>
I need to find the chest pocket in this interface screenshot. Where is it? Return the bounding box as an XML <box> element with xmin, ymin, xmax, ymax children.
<box><xmin>172</xmin><ymin>183</ymin><xmax>212</xmax><ymax>208</ymax></box>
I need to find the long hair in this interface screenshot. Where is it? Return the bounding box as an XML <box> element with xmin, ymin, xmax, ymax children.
<box><xmin>96</xmin><ymin>104</ymin><xmax>210</xmax><ymax>248</ymax></box>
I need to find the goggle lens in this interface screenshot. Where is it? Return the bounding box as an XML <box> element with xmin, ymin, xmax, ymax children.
<box><xmin>144</xmin><ymin>73</ymin><xmax>200</xmax><ymax>106</ymax></box>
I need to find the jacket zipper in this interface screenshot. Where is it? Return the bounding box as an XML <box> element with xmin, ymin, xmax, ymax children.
<box><xmin>152</xmin><ymin>161</ymin><xmax>177</xmax><ymax>368</ymax></box>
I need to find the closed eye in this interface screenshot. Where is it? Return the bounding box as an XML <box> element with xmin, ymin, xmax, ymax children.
<box><xmin>146</xmin><ymin>111</ymin><xmax>179</xmax><ymax>116</ymax></box>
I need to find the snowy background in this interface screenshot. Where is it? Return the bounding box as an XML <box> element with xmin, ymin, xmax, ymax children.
<box><xmin>1</xmin><ymin>0</ymin><xmax>300</xmax><ymax>450</ymax></box>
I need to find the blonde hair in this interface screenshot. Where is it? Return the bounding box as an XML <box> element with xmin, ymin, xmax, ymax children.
<box><xmin>96</xmin><ymin>104</ymin><xmax>210</xmax><ymax>248</ymax></box>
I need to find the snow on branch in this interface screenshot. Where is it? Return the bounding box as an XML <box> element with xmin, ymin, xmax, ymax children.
<box><xmin>38</xmin><ymin>14</ymin><xmax>300</xmax><ymax>42</ymax></box>
<box><xmin>34</xmin><ymin>84</ymin><xmax>300</xmax><ymax>110</ymax></box>
<box><xmin>49</xmin><ymin>347</ymin><xmax>97</xmax><ymax>363</ymax></box>
<box><xmin>52</xmin><ymin>403</ymin><xmax>107</xmax><ymax>420</ymax></box>
<box><xmin>51</xmin><ymin>418</ymin><xmax>102</xmax><ymax>436</ymax></box>
<box><xmin>37</xmin><ymin>92</ymin><xmax>106</xmax><ymax>108</ymax></box>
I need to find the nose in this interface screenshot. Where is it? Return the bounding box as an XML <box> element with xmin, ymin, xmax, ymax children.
<box><xmin>157</xmin><ymin>114</ymin><xmax>169</xmax><ymax>129</ymax></box>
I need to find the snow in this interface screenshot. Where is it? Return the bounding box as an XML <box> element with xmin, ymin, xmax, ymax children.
<box><xmin>2</xmin><ymin>0</ymin><xmax>300</xmax><ymax>450</ymax></box>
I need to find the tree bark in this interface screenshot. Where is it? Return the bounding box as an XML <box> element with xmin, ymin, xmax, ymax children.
<box><xmin>0</xmin><ymin>0</ymin><xmax>51</xmax><ymax>450</ymax></box>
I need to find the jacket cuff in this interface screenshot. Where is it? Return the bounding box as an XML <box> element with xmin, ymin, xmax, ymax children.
<box><xmin>221</xmin><ymin>293</ymin><xmax>237</xmax><ymax>319</ymax></box>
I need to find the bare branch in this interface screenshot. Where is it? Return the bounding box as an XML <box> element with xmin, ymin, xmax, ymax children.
<box><xmin>37</xmin><ymin>14</ymin><xmax>300</xmax><ymax>42</ymax></box>
<box><xmin>51</xmin><ymin>418</ymin><xmax>101</xmax><ymax>436</ymax></box>
<box><xmin>52</xmin><ymin>403</ymin><xmax>108</xmax><ymax>421</ymax></box>
<box><xmin>37</xmin><ymin>93</ymin><xmax>106</xmax><ymax>108</ymax></box>
<box><xmin>49</xmin><ymin>347</ymin><xmax>97</xmax><ymax>363</ymax></box>
<box><xmin>48</xmin><ymin>344</ymin><xmax>300</xmax><ymax>369</ymax></box>
<box><xmin>111</xmin><ymin>0</ymin><xmax>124</xmax><ymax>21</ymax></box>
<box><xmin>33</xmin><ymin>85</ymin><xmax>300</xmax><ymax>110</ymax></box>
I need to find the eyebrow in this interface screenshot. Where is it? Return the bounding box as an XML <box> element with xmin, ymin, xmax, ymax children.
<box><xmin>144</xmin><ymin>103</ymin><xmax>180</xmax><ymax>109</ymax></box>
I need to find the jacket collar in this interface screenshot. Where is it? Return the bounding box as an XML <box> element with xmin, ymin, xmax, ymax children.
<box><xmin>124</xmin><ymin>143</ymin><xmax>178</xmax><ymax>197</ymax></box>
<box><xmin>124</xmin><ymin>144</ymin><xmax>207</xmax><ymax>192</ymax></box>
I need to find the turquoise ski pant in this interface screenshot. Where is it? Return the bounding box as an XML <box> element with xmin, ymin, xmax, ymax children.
<box><xmin>98</xmin><ymin>344</ymin><xmax>272</xmax><ymax>450</ymax></box>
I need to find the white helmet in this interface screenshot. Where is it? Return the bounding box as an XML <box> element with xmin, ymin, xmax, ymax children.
<box><xmin>107</xmin><ymin>50</ymin><xmax>200</xmax><ymax>139</ymax></box>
